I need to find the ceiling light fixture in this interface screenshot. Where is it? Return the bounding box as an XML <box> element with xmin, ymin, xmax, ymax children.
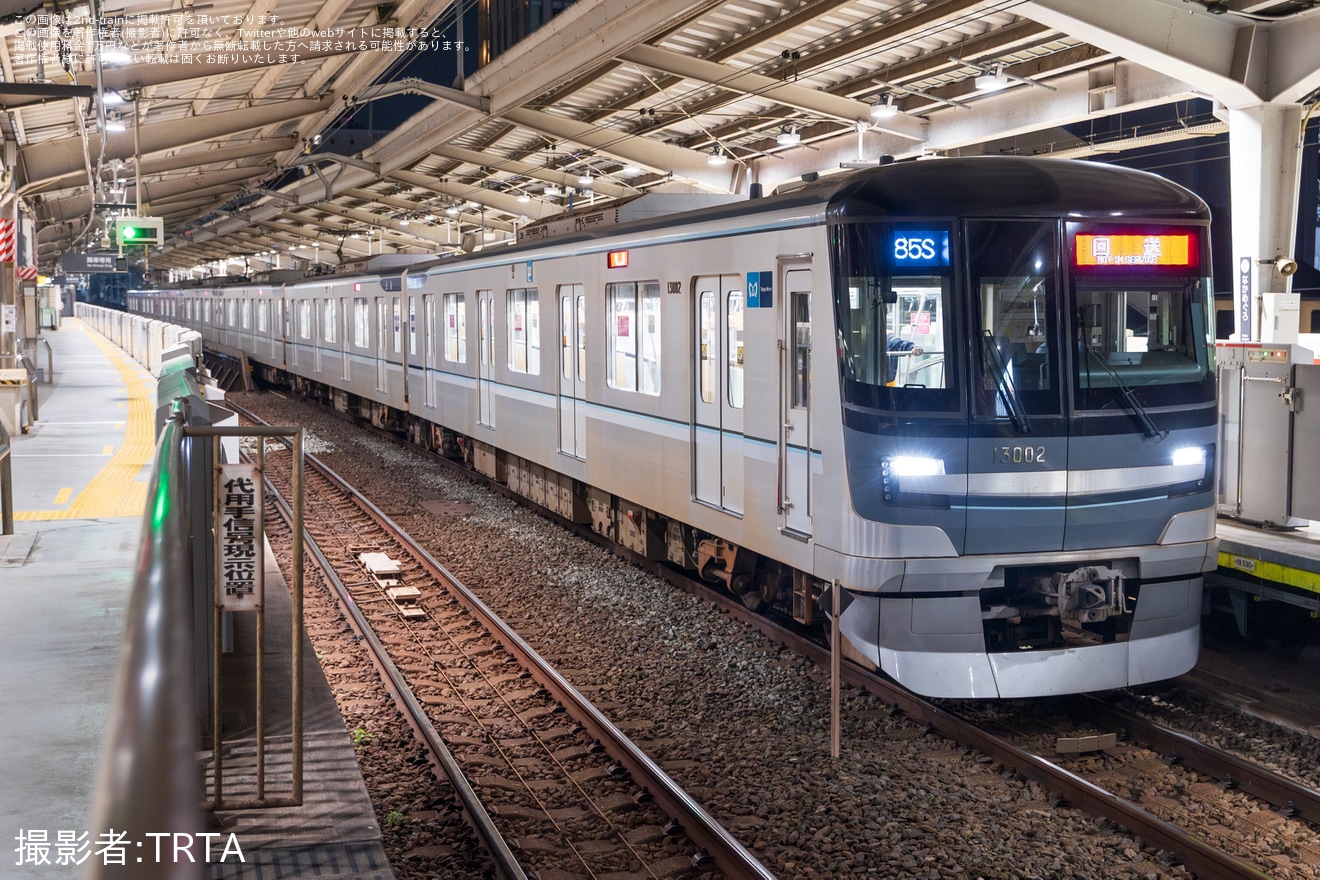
<box><xmin>104</xmin><ymin>118</ymin><xmax>127</xmax><ymax>132</ymax></box>
<box><xmin>974</xmin><ymin>64</ymin><xmax>1009</xmax><ymax>92</ymax></box>
<box><xmin>870</xmin><ymin>95</ymin><xmax>898</xmax><ymax>119</ymax></box>
<box><xmin>707</xmin><ymin>148</ymin><xmax>728</xmax><ymax>166</ymax></box>
<box><xmin>619</xmin><ymin>165</ymin><xmax>643</xmax><ymax>178</ymax></box>
<box><xmin>445</xmin><ymin>205</ymin><xmax>459</xmax><ymax>216</ymax></box>
<box><xmin>776</xmin><ymin>126</ymin><xmax>801</xmax><ymax>147</ymax></box>
<box><xmin>543</xmin><ymin>184</ymin><xmax>562</xmax><ymax>197</ymax></box>
<box><xmin>516</xmin><ymin>192</ymin><xmax>531</xmax><ymax>203</ymax></box>
<box><xmin>578</xmin><ymin>174</ymin><xmax>594</xmax><ymax>187</ymax></box>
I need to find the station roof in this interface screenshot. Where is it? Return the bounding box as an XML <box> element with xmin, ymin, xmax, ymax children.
<box><xmin>2</xmin><ymin>0</ymin><xmax>1316</xmax><ymax>274</ymax></box>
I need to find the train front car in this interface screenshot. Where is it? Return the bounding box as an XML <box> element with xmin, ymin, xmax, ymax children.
<box><xmin>826</xmin><ymin>157</ymin><xmax>1218</xmax><ymax>699</ymax></box>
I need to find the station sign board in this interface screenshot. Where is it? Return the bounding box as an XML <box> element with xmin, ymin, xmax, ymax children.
<box><xmin>61</xmin><ymin>253</ymin><xmax>126</xmax><ymax>274</ymax></box>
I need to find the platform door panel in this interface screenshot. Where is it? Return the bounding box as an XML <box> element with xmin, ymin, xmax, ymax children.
<box><xmin>780</xmin><ymin>267</ymin><xmax>812</xmax><ymax>536</ymax></box>
<box><xmin>478</xmin><ymin>290</ymin><xmax>495</xmax><ymax>428</ymax></box>
<box><xmin>693</xmin><ymin>276</ymin><xmax>744</xmax><ymax>514</ymax></box>
<box><xmin>558</xmin><ymin>286</ymin><xmax>586</xmax><ymax>459</ymax></box>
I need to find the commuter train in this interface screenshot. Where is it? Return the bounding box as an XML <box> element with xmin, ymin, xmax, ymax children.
<box><xmin>130</xmin><ymin>157</ymin><xmax>1220</xmax><ymax>698</ymax></box>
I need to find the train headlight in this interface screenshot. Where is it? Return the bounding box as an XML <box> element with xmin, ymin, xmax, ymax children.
<box><xmin>880</xmin><ymin>456</ymin><xmax>948</xmax><ymax>506</ymax></box>
<box><xmin>1168</xmin><ymin>444</ymin><xmax>1213</xmax><ymax>495</ymax></box>
<box><xmin>1171</xmin><ymin>446</ymin><xmax>1206</xmax><ymax>467</ymax></box>
<box><xmin>887</xmin><ymin>456</ymin><xmax>944</xmax><ymax>477</ymax></box>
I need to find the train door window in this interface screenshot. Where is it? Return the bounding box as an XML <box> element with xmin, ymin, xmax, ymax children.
<box><xmin>479</xmin><ymin>290</ymin><xmax>493</xmax><ymax>368</ymax></box>
<box><xmin>559</xmin><ymin>290</ymin><xmax>573</xmax><ymax>380</ymax></box>
<box><xmin>257</xmin><ymin>300</ymin><xmax>268</xmax><ymax>333</ymax></box>
<box><xmin>607</xmin><ymin>281</ymin><xmax>662</xmax><ymax>395</ymax></box>
<box><xmin>322</xmin><ymin>299</ymin><xmax>337</xmax><ymax>343</ymax></box>
<box><xmin>392</xmin><ymin>297</ymin><xmax>401</xmax><ymax>354</ymax></box>
<box><xmin>832</xmin><ymin>223</ymin><xmax>958</xmax><ymax>412</ymax></box>
<box><xmin>241</xmin><ymin>299</ymin><xmax>251</xmax><ymax>330</ymax></box>
<box><xmin>353</xmin><ymin>297</ymin><xmax>369</xmax><ymax>347</ymax></box>
<box><xmin>226</xmin><ymin>298</ymin><xmax>236</xmax><ymax>327</ymax></box>
<box><xmin>792</xmin><ymin>291</ymin><xmax>810</xmax><ymax>408</ymax></box>
<box><xmin>576</xmin><ymin>294</ymin><xmax>586</xmax><ymax>382</ymax></box>
<box><xmin>423</xmin><ymin>294</ymin><xmax>437</xmax><ymax>408</ymax></box>
<box><xmin>965</xmin><ymin>220</ymin><xmax>1060</xmax><ymax>419</ymax></box>
<box><xmin>408</xmin><ymin>297</ymin><xmax>418</xmax><ymax>357</ymax></box>
<box><xmin>726</xmin><ymin>289</ymin><xmax>743</xmax><ymax>408</ymax></box>
<box><xmin>443</xmin><ymin>293</ymin><xmax>466</xmax><ymax>363</ymax></box>
<box><xmin>699</xmin><ymin>291</ymin><xmax>716</xmax><ymax>404</ymax></box>
<box><xmin>299</xmin><ymin>300</ymin><xmax>311</xmax><ymax>339</ymax></box>
<box><xmin>506</xmin><ymin>288</ymin><xmax>539</xmax><ymax>374</ymax></box>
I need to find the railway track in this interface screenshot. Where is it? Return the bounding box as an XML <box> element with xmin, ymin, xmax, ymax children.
<box><xmin>237</xmin><ymin>404</ymin><xmax>775</xmax><ymax>880</ymax></box>
<box><xmin>234</xmin><ymin>389</ymin><xmax>1320</xmax><ymax>880</ymax></box>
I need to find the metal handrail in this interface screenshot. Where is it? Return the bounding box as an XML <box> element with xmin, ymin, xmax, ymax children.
<box><xmin>84</xmin><ymin>399</ymin><xmax>203</xmax><ymax>880</ymax></box>
<box><xmin>0</xmin><ymin>416</ymin><xmax>11</xmax><ymax>535</ymax></box>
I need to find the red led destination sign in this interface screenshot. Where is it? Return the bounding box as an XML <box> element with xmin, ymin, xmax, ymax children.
<box><xmin>1075</xmin><ymin>233</ymin><xmax>1196</xmax><ymax>268</ymax></box>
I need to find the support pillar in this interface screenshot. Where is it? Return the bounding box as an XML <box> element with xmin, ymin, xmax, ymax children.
<box><xmin>1227</xmin><ymin>103</ymin><xmax>1305</xmax><ymax>341</ymax></box>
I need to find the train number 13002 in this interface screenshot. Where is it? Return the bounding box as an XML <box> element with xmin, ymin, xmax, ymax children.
<box><xmin>994</xmin><ymin>445</ymin><xmax>1046</xmax><ymax>465</ymax></box>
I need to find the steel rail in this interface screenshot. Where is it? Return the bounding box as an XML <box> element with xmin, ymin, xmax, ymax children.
<box><xmin>657</xmin><ymin>582</ymin><xmax>1274</xmax><ymax>880</ymax></box>
<box><xmin>260</xmin><ymin>462</ymin><xmax>530</xmax><ymax>880</ymax></box>
<box><xmin>238</xmin><ymin>395</ymin><xmax>1285</xmax><ymax>880</ymax></box>
<box><xmin>235</xmin><ymin>401</ymin><xmax>778</xmax><ymax>880</ymax></box>
<box><xmin>1082</xmin><ymin>696</ymin><xmax>1320</xmax><ymax>824</ymax></box>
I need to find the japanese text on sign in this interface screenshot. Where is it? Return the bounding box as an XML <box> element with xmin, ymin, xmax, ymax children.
<box><xmin>217</xmin><ymin>463</ymin><xmax>263</xmax><ymax>611</ymax></box>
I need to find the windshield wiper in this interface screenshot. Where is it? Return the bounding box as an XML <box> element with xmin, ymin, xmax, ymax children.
<box><xmin>980</xmin><ymin>331</ymin><xmax>1031</xmax><ymax>434</ymax></box>
<box><xmin>1083</xmin><ymin>349</ymin><xmax>1168</xmax><ymax>441</ymax></box>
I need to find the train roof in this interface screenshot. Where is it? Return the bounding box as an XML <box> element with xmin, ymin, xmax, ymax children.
<box><xmin>401</xmin><ymin>157</ymin><xmax>1209</xmax><ymax>277</ymax></box>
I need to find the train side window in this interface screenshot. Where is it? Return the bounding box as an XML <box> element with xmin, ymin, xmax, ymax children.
<box><xmin>226</xmin><ymin>298</ymin><xmax>236</xmax><ymax>327</ymax></box>
<box><xmin>506</xmin><ymin>287</ymin><xmax>539</xmax><ymax>374</ymax></box>
<box><xmin>443</xmin><ymin>293</ymin><xmax>466</xmax><ymax>363</ymax></box>
<box><xmin>299</xmin><ymin>300</ymin><xmax>311</xmax><ymax>340</ymax></box>
<box><xmin>698</xmin><ymin>290</ymin><xmax>716</xmax><ymax>404</ymax></box>
<box><xmin>257</xmin><ymin>300</ymin><xmax>268</xmax><ymax>333</ymax></box>
<box><xmin>241</xmin><ymin>299</ymin><xmax>251</xmax><ymax>330</ymax></box>
<box><xmin>726</xmin><ymin>289</ymin><xmax>744</xmax><ymax>408</ymax></box>
<box><xmin>607</xmin><ymin>281</ymin><xmax>662</xmax><ymax>395</ymax></box>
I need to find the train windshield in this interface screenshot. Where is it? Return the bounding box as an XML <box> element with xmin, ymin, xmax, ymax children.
<box><xmin>832</xmin><ymin>222</ymin><xmax>959</xmax><ymax>412</ymax></box>
<box><xmin>1068</xmin><ymin>227</ymin><xmax>1216</xmax><ymax>411</ymax></box>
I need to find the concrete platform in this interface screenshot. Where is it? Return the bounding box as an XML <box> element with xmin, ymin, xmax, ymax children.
<box><xmin>1</xmin><ymin>317</ymin><xmax>390</xmax><ymax>879</ymax></box>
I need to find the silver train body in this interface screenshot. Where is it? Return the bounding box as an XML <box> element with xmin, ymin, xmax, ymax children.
<box><xmin>131</xmin><ymin>157</ymin><xmax>1219</xmax><ymax>698</ymax></box>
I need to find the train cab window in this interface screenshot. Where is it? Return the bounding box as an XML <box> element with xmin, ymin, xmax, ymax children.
<box><xmin>607</xmin><ymin>281</ymin><xmax>662</xmax><ymax>395</ymax></box>
<box><xmin>353</xmin><ymin>297</ymin><xmax>369</xmax><ymax>347</ymax></box>
<box><xmin>726</xmin><ymin>289</ymin><xmax>744</xmax><ymax>408</ymax></box>
<box><xmin>832</xmin><ymin>222</ymin><xmax>957</xmax><ymax>412</ymax></box>
<box><xmin>1068</xmin><ymin>227</ymin><xmax>1215</xmax><ymax>410</ymax></box>
<box><xmin>507</xmin><ymin>287</ymin><xmax>539</xmax><ymax>374</ymax></box>
<box><xmin>443</xmin><ymin>293</ymin><xmax>466</xmax><ymax>363</ymax></box>
<box><xmin>965</xmin><ymin>219</ymin><xmax>1061</xmax><ymax>420</ymax></box>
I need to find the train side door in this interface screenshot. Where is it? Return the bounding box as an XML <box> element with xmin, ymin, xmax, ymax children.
<box><xmin>558</xmin><ymin>284</ymin><xmax>586</xmax><ymax>459</ymax></box>
<box><xmin>779</xmin><ymin>266</ymin><xmax>813</xmax><ymax>536</ymax></box>
<box><xmin>314</xmin><ymin>297</ymin><xmax>325</xmax><ymax>374</ymax></box>
<box><xmin>478</xmin><ymin>288</ymin><xmax>495</xmax><ymax>428</ymax></box>
<box><xmin>693</xmin><ymin>275</ymin><xmax>745</xmax><ymax>514</ymax></box>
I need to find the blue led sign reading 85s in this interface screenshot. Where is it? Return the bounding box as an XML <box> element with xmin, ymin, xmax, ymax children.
<box><xmin>890</xmin><ymin>230</ymin><xmax>950</xmax><ymax>267</ymax></box>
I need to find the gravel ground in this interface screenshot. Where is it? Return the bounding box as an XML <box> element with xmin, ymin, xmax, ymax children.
<box><xmin>241</xmin><ymin>391</ymin><xmax>1191</xmax><ymax>880</ymax></box>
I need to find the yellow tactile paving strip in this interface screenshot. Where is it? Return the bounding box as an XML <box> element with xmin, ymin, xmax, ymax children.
<box><xmin>15</xmin><ymin>321</ymin><xmax>155</xmax><ymax>521</ymax></box>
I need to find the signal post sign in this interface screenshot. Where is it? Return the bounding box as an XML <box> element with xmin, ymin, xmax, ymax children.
<box><xmin>216</xmin><ymin>462</ymin><xmax>263</xmax><ymax>612</ymax></box>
